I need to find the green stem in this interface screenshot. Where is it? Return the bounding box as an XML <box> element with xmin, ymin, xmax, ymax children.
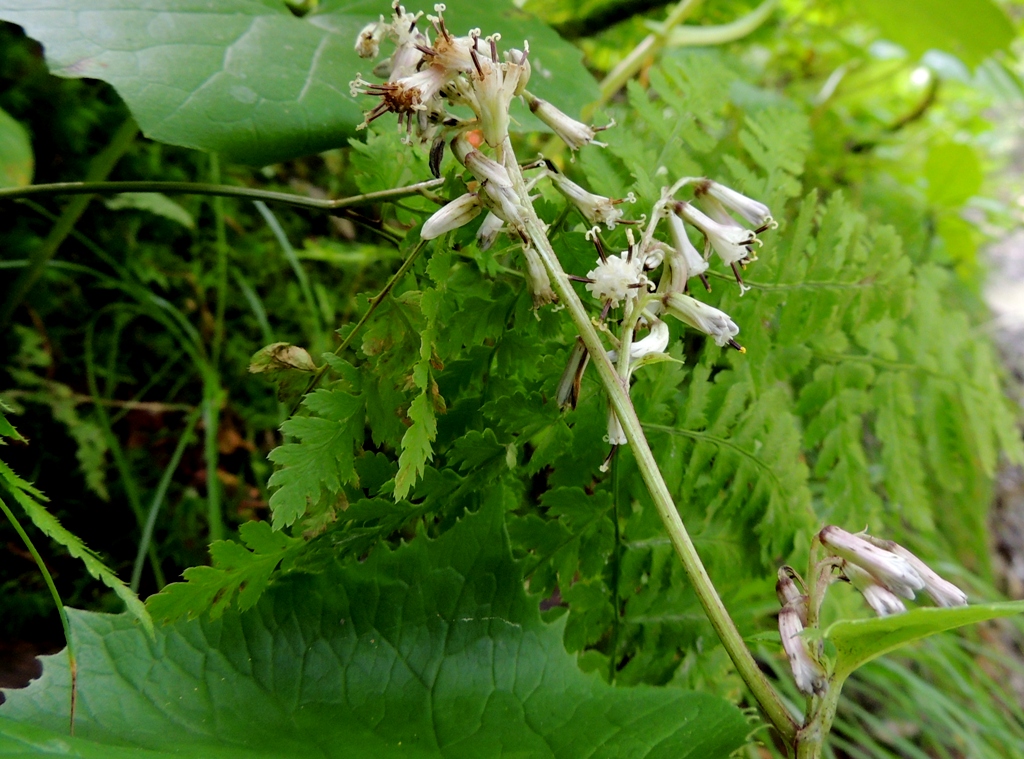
<box><xmin>0</xmin><ymin>178</ymin><xmax>445</xmax><ymax>212</ymax></box>
<box><xmin>84</xmin><ymin>320</ymin><xmax>167</xmax><ymax>588</ymax></box>
<box><xmin>0</xmin><ymin>494</ymin><xmax>77</xmax><ymax>735</ymax></box>
<box><xmin>296</xmin><ymin>240</ymin><xmax>429</xmax><ymax>409</ymax></box>
<box><xmin>661</xmin><ymin>0</ymin><xmax>778</xmax><ymax>47</ymax></box>
<box><xmin>203</xmin><ymin>379</ymin><xmax>226</xmax><ymax>543</ymax></box>
<box><xmin>209</xmin><ymin>154</ymin><xmax>229</xmax><ymax>366</ymax></box>
<box><xmin>501</xmin><ymin>137</ymin><xmax>798</xmax><ymax>744</ymax></box>
<box><xmin>592</xmin><ymin>0</ymin><xmax>702</xmax><ymax>111</ymax></box>
<box><xmin>131</xmin><ymin>407</ymin><xmax>202</xmax><ymax>592</ymax></box>
<box><xmin>0</xmin><ymin>118</ymin><xmax>138</xmax><ymax>328</ymax></box>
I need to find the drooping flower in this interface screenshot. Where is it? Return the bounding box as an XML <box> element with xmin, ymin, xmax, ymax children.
<box><xmin>695</xmin><ymin>179</ymin><xmax>774</xmax><ymax>231</ymax></box>
<box><xmin>420</xmin><ymin>192</ymin><xmax>482</xmax><ymax>239</ymax></box>
<box><xmin>550</xmin><ymin>172</ymin><xmax>634</xmax><ymax>229</ymax></box>
<box><xmin>776</xmin><ymin>566</ymin><xmax>808</xmax><ymax>625</ymax></box>
<box><xmin>526</xmin><ymin>93</ymin><xmax>604</xmax><ymax>151</ymax></box>
<box><xmin>819</xmin><ymin>526</ymin><xmax>925</xmax><ymax>601</ymax></box>
<box><xmin>842</xmin><ymin>563</ymin><xmax>907</xmax><ymax>617</ymax></box>
<box><xmin>779</xmin><ymin>604</ymin><xmax>828</xmax><ymax>696</ymax></box>
<box><xmin>661</xmin><ymin>292</ymin><xmax>742</xmax><ymax>350</ymax></box>
<box><xmin>660</xmin><ymin>212</ymin><xmax>709</xmax><ymax>293</ymax></box>
<box><xmin>674</xmin><ymin>201</ymin><xmax>757</xmax><ymax>268</ymax></box>
<box><xmin>875</xmin><ymin>540</ymin><xmax>968</xmax><ymax>608</ymax></box>
<box><xmin>476</xmin><ymin>211</ymin><xmax>504</xmax><ymax>250</ymax></box>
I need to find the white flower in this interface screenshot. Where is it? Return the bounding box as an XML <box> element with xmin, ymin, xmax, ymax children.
<box><xmin>550</xmin><ymin>172</ymin><xmax>633</xmax><ymax>230</ymax></box>
<box><xmin>843</xmin><ymin>563</ymin><xmax>907</xmax><ymax>617</ymax></box>
<box><xmin>675</xmin><ymin>201</ymin><xmax>756</xmax><ymax>267</ymax></box>
<box><xmin>522</xmin><ymin>246</ymin><xmax>555</xmax><ymax>307</ymax></box>
<box><xmin>476</xmin><ymin>211</ymin><xmax>504</xmax><ymax>250</ymax></box>
<box><xmin>355</xmin><ymin>21</ymin><xmax>384</xmax><ymax>58</ymax></box>
<box><xmin>585</xmin><ymin>253</ymin><xmax>642</xmax><ymax>307</ymax></box>
<box><xmin>661</xmin><ymin>293</ymin><xmax>742</xmax><ymax>350</ymax></box>
<box><xmin>660</xmin><ymin>213</ymin><xmax>709</xmax><ymax>293</ymax></box>
<box><xmin>605</xmin><ymin>407</ymin><xmax>627</xmax><ymax>446</ymax></box>
<box><xmin>527</xmin><ymin>94</ymin><xmax>599</xmax><ymax>151</ymax></box>
<box><xmin>421</xmin><ymin>192</ymin><xmax>482</xmax><ymax>239</ymax></box>
<box><xmin>882</xmin><ymin>542</ymin><xmax>968</xmax><ymax>608</ymax></box>
<box><xmin>695</xmin><ymin>179</ymin><xmax>773</xmax><ymax>231</ymax></box>
<box><xmin>779</xmin><ymin>604</ymin><xmax>828</xmax><ymax>696</ymax></box>
<box><xmin>819</xmin><ymin>526</ymin><xmax>925</xmax><ymax>601</ymax></box>
<box><xmin>776</xmin><ymin>567</ymin><xmax>808</xmax><ymax>624</ymax></box>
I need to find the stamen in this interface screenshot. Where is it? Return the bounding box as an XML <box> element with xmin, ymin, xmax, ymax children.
<box><xmin>698</xmin><ymin>274</ymin><xmax>712</xmax><ymax>292</ymax></box>
<box><xmin>727</xmin><ymin>339</ymin><xmax>746</xmax><ymax>353</ymax></box>
<box><xmin>730</xmin><ymin>261</ymin><xmax>745</xmax><ymax>285</ymax></box>
<box><xmin>599</xmin><ymin>445</ymin><xmax>618</xmax><ymax>473</ymax></box>
<box><xmin>568</xmin><ymin>275</ymin><xmax>595</xmax><ymax>283</ymax></box>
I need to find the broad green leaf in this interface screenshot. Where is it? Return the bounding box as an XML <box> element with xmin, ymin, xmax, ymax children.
<box><xmin>0</xmin><ymin>0</ymin><xmax>598</xmax><ymax>165</ymax></box>
<box><xmin>855</xmin><ymin>0</ymin><xmax>1014</xmax><ymax>67</ymax></box>
<box><xmin>826</xmin><ymin>600</ymin><xmax>1024</xmax><ymax>683</ymax></box>
<box><xmin>0</xmin><ymin>503</ymin><xmax>751</xmax><ymax>759</ymax></box>
<box><xmin>0</xmin><ymin>461</ymin><xmax>152</xmax><ymax>636</ymax></box>
<box><xmin>0</xmin><ymin>106</ymin><xmax>32</xmax><ymax>188</ymax></box>
<box><xmin>925</xmin><ymin>142</ymin><xmax>982</xmax><ymax>207</ymax></box>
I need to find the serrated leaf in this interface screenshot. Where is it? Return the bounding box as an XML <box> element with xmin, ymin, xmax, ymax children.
<box><xmin>146</xmin><ymin>520</ymin><xmax>303</xmax><ymax>622</ymax></box>
<box><xmin>826</xmin><ymin>600</ymin><xmax>1024</xmax><ymax>683</ymax></box>
<box><xmin>268</xmin><ymin>389</ymin><xmax>363</xmax><ymax>527</ymax></box>
<box><xmin>393</xmin><ymin>391</ymin><xmax>436</xmax><ymax>501</ymax></box>
<box><xmin>0</xmin><ymin>503</ymin><xmax>750</xmax><ymax>759</ymax></box>
<box><xmin>0</xmin><ymin>462</ymin><xmax>151</xmax><ymax>636</ymax></box>
<box><xmin>0</xmin><ymin>0</ymin><xmax>597</xmax><ymax>164</ymax></box>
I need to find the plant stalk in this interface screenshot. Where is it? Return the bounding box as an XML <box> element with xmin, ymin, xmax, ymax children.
<box><xmin>501</xmin><ymin>136</ymin><xmax>798</xmax><ymax>744</ymax></box>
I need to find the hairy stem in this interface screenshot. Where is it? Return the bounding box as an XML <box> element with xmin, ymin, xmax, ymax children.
<box><xmin>501</xmin><ymin>136</ymin><xmax>798</xmax><ymax>744</ymax></box>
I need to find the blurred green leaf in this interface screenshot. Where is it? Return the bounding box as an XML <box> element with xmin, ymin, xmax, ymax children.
<box><xmin>925</xmin><ymin>142</ymin><xmax>982</xmax><ymax>207</ymax></box>
<box><xmin>826</xmin><ymin>600</ymin><xmax>1024</xmax><ymax>683</ymax></box>
<box><xmin>856</xmin><ymin>0</ymin><xmax>1014</xmax><ymax>67</ymax></box>
<box><xmin>0</xmin><ymin>106</ymin><xmax>32</xmax><ymax>188</ymax></box>
<box><xmin>104</xmin><ymin>192</ymin><xmax>195</xmax><ymax>229</ymax></box>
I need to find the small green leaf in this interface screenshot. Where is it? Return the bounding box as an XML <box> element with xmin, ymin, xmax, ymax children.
<box><xmin>146</xmin><ymin>520</ymin><xmax>303</xmax><ymax>622</ymax></box>
<box><xmin>0</xmin><ymin>106</ymin><xmax>32</xmax><ymax>189</ymax></box>
<box><xmin>393</xmin><ymin>391</ymin><xmax>436</xmax><ymax>500</ymax></box>
<box><xmin>104</xmin><ymin>192</ymin><xmax>195</xmax><ymax>228</ymax></box>
<box><xmin>0</xmin><ymin>503</ymin><xmax>750</xmax><ymax>759</ymax></box>
<box><xmin>267</xmin><ymin>388</ymin><xmax>363</xmax><ymax>527</ymax></box>
<box><xmin>826</xmin><ymin>600</ymin><xmax>1024</xmax><ymax>682</ymax></box>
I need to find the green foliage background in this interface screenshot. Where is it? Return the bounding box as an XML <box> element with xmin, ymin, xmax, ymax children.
<box><xmin>1</xmin><ymin>0</ymin><xmax>1024</xmax><ymax>756</ymax></box>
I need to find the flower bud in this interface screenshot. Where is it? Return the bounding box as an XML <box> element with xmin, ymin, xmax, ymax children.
<box><xmin>779</xmin><ymin>604</ymin><xmax>828</xmax><ymax>696</ymax></box>
<box><xmin>819</xmin><ymin>526</ymin><xmax>925</xmax><ymax>601</ymax></box>
<box><xmin>476</xmin><ymin>211</ymin><xmax>504</xmax><ymax>251</ymax></box>
<box><xmin>522</xmin><ymin>246</ymin><xmax>555</xmax><ymax>307</ymax></box>
<box><xmin>883</xmin><ymin>542</ymin><xmax>968</xmax><ymax>608</ymax></box>
<box><xmin>355</xmin><ymin>22</ymin><xmax>383</xmax><ymax>58</ymax></box>
<box><xmin>695</xmin><ymin>179</ymin><xmax>773</xmax><ymax>230</ymax></box>
<box><xmin>421</xmin><ymin>192</ymin><xmax>482</xmax><ymax>240</ymax></box>
<box><xmin>550</xmin><ymin>172</ymin><xmax>632</xmax><ymax>230</ymax></box>
<box><xmin>843</xmin><ymin>563</ymin><xmax>907</xmax><ymax>617</ymax></box>
<box><xmin>776</xmin><ymin>566</ymin><xmax>808</xmax><ymax>624</ymax></box>
<box><xmin>527</xmin><ymin>94</ymin><xmax>597</xmax><ymax>151</ymax></box>
<box><xmin>661</xmin><ymin>293</ymin><xmax>741</xmax><ymax>350</ymax></box>
<box><xmin>556</xmin><ymin>338</ymin><xmax>589</xmax><ymax>410</ymax></box>
<box><xmin>675</xmin><ymin>201</ymin><xmax>756</xmax><ymax>267</ymax></box>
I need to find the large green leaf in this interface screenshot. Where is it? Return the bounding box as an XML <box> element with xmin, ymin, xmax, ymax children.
<box><xmin>0</xmin><ymin>0</ymin><xmax>598</xmax><ymax>165</ymax></box>
<box><xmin>825</xmin><ymin>600</ymin><xmax>1024</xmax><ymax>683</ymax></box>
<box><xmin>856</xmin><ymin>0</ymin><xmax>1014</xmax><ymax>67</ymax></box>
<box><xmin>0</xmin><ymin>106</ymin><xmax>33</xmax><ymax>188</ymax></box>
<box><xmin>0</xmin><ymin>503</ymin><xmax>750</xmax><ymax>758</ymax></box>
